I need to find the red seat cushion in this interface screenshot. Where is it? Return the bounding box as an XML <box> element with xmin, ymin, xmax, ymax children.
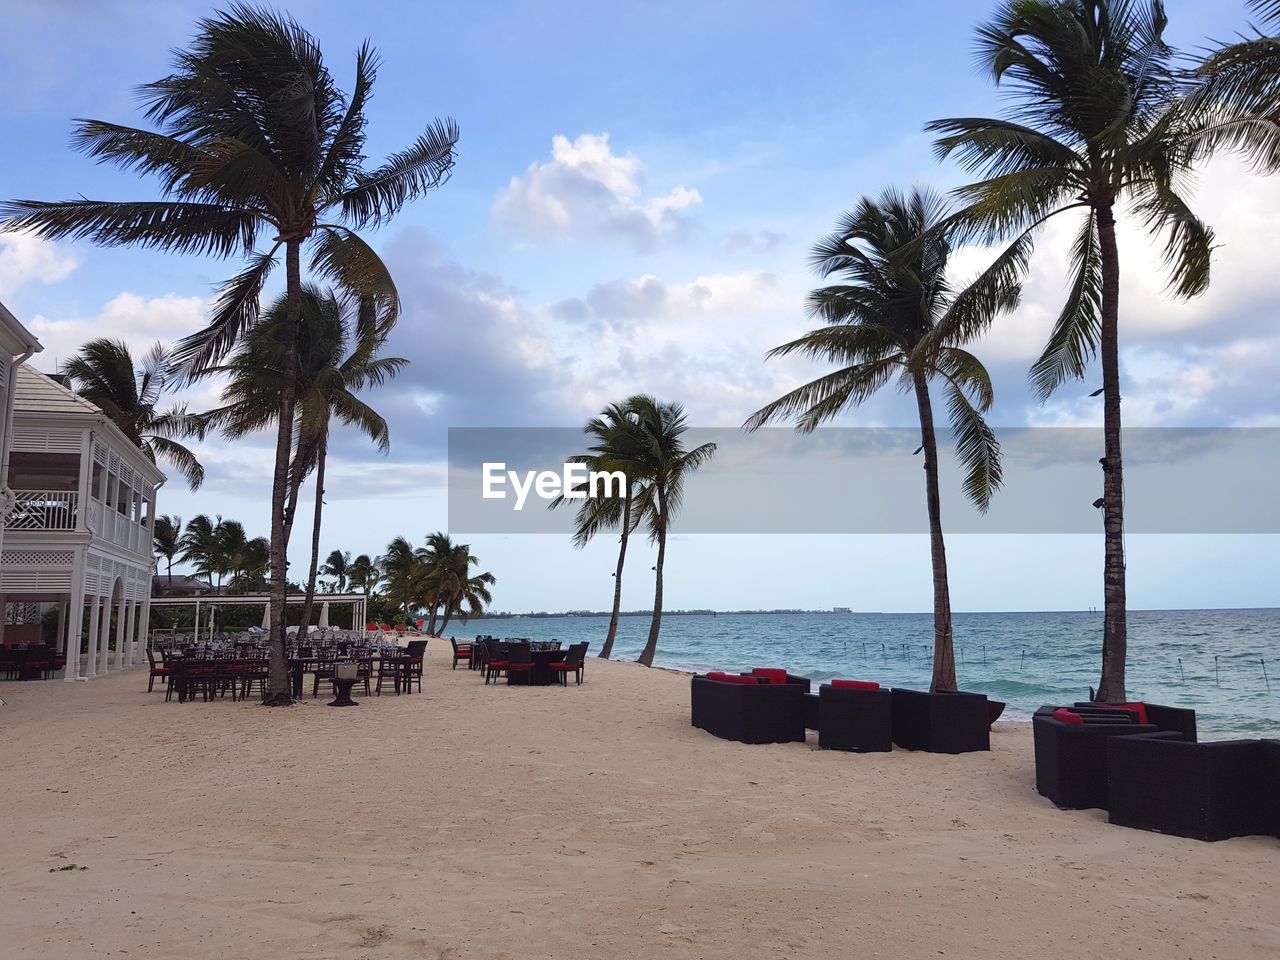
<box><xmin>831</xmin><ymin>679</ymin><xmax>880</xmax><ymax>691</ymax></box>
<box><xmin>488</xmin><ymin>660</ymin><xmax>509</xmax><ymax>668</ymax></box>
<box><xmin>1053</xmin><ymin>708</ymin><xmax>1084</xmax><ymax>725</ymax></box>
<box><xmin>1109</xmin><ymin>702</ymin><xmax>1149</xmax><ymax>725</ymax></box>
<box><xmin>751</xmin><ymin>668</ymin><xmax>788</xmax><ymax>685</ymax></box>
<box><xmin>706</xmin><ymin>671</ymin><xmax>759</xmax><ymax>685</ymax></box>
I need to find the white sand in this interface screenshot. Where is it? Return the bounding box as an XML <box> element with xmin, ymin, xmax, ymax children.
<box><xmin>1</xmin><ymin>643</ymin><xmax>1276</xmax><ymax>959</ymax></box>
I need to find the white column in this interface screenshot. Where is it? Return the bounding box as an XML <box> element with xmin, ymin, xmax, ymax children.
<box><xmin>63</xmin><ymin>587</ymin><xmax>84</xmax><ymax>681</ymax></box>
<box><xmin>123</xmin><ymin>598</ymin><xmax>137</xmax><ymax>668</ymax></box>
<box><xmin>84</xmin><ymin>592</ymin><xmax>102</xmax><ymax>678</ymax></box>
<box><xmin>139</xmin><ymin>596</ymin><xmax>151</xmax><ymax>656</ymax></box>
<box><xmin>113</xmin><ymin>597</ymin><xmax>127</xmax><ymax>670</ymax></box>
<box><xmin>98</xmin><ymin>596</ymin><xmax>114</xmax><ymax>675</ymax></box>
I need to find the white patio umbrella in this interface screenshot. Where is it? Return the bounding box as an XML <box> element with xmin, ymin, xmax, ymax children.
<box><xmin>318</xmin><ymin>601</ymin><xmax>330</xmax><ymax>629</ymax></box>
<box><xmin>260</xmin><ymin>603</ymin><xmax>270</xmax><ymax>630</ymax></box>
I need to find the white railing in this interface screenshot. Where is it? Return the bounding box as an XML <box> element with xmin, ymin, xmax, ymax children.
<box><xmin>5</xmin><ymin>490</ymin><xmax>78</xmax><ymax>530</ymax></box>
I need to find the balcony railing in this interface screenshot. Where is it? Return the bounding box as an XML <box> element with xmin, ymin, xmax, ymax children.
<box><xmin>4</xmin><ymin>490</ymin><xmax>78</xmax><ymax>530</ymax></box>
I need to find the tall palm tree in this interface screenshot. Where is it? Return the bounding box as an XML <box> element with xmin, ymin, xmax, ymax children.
<box><xmin>60</xmin><ymin>339</ymin><xmax>203</xmax><ymax>489</ymax></box>
<box><xmin>201</xmin><ymin>286</ymin><xmax>405</xmax><ymax>638</ymax></box>
<box><xmin>348</xmin><ymin>554</ymin><xmax>380</xmax><ymax>599</ymax></box>
<box><xmin>178</xmin><ymin>514</ymin><xmax>223</xmax><ymax>590</ymax></box>
<box><xmin>611</xmin><ymin>395</ymin><xmax>716</xmax><ymax>668</ymax></box>
<box><xmin>153</xmin><ymin>514</ymin><xmax>182</xmax><ymax>587</ymax></box>
<box><xmin>322</xmin><ymin>550</ymin><xmax>352</xmax><ymax>592</ymax></box>
<box><xmin>746</xmin><ymin>187</ymin><xmax>1020</xmax><ymax>692</ymax></box>
<box><xmin>216</xmin><ymin>519</ymin><xmax>250</xmax><ymax>591</ymax></box>
<box><xmin>2</xmin><ymin>6</ymin><xmax>458</xmax><ymax>704</ymax></box>
<box><xmin>422</xmin><ymin>533</ymin><xmax>496</xmax><ymax>636</ymax></box>
<box><xmin>926</xmin><ymin>0</ymin><xmax>1220</xmax><ymax>703</ymax></box>
<box><xmin>380</xmin><ymin>536</ymin><xmax>425</xmax><ymax>618</ymax></box>
<box><xmin>552</xmin><ymin>402</ymin><xmax>641</xmax><ymax>660</ymax></box>
<box><xmin>231</xmin><ymin>537</ymin><xmax>271</xmax><ymax>593</ymax></box>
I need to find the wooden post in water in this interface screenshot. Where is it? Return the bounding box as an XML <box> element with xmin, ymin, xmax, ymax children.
<box><xmin>1264</xmin><ymin>658</ymin><xmax>1271</xmax><ymax>693</ymax></box>
<box><xmin>1020</xmin><ymin>649</ymin><xmax>1025</xmax><ymax>671</ymax></box>
<box><xmin>1178</xmin><ymin>657</ymin><xmax>1184</xmax><ymax>683</ymax></box>
<box><xmin>1215</xmin><ymin>655</ymin><xmax>1219</xmax><ymax>687</ymax></box>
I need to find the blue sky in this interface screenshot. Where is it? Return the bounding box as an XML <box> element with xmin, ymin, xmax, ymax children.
<box><xmin>1</xmin><ymin>0</ymin><xmax>1277</xmax><ymax>613</ymax></box>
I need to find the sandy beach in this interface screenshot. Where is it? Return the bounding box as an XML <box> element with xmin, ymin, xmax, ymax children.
<box><xmin>1</xmin><ymin>644</ymin><xmax>1276</xmax><ymax>960</ymax></box>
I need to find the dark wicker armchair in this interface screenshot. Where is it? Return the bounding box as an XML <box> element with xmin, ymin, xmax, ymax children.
<box><xmin>1108</xmin><ymin>736</ymin><xmax>1280</xmax><ymax>841</ymax></box>
<box><xmin>890</xmin><ymin>688</ymin><xmax>990</xmax><ymax>753</ymax></box>
<box><xmin>690</xmin><ymin>675</ymin><xmax>806</xmax><ymax>745</ymax></box>
<box><xmin>817</xmin><ymin>683</ymin><xmax>893</xmax><ymax>752</ymax></box>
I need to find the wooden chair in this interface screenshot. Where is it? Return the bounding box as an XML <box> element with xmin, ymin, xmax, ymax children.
<box><xmin>449</xmin><ymin>637</ymin><xmax>472</xmax><ymax>670</ymax></box>
<box><xmin>146</xmin><ymin>647</ymin><xmax>169</xmax><ymax>693</ymax></box>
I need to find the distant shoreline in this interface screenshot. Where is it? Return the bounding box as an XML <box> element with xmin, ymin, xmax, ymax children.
<box><xmin>472</xmin><ymin>605</ymin><xmax>1280</xmax><ymax>619</ymax></box>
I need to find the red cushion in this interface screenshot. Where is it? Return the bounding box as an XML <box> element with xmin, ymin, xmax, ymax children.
<box><xmin>488</xmin><ymin>660</ymin><xmax>509</xmax><ymax>668</ymax></box>
<box><xmin>751</xmin><ymin>668</ymin><xmax>788</xmax><ymax>685</ymax></box>
<box><xmin>1053</xmin><ymin>708</ymin><xmax>1084</xmax><ymax>725</ymax></box>
<box><xmin>706</xmin><ymin>671</ymin><xmax>759</xmax><ymax>685</ymax></box>
<box><xmin>1113</xmin><ymin>702</ymin><xmax>1149</xmax><ymax>725</ymax></box>
<box><xmin>831</xmin><ymin>679</ymin><xmax>880</xmax><ymax>691</ymax></box>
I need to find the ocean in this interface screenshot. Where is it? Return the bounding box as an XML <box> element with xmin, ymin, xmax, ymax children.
<box><xmin>468</xmin><ymin>608</ymin><xmax>1280</xmax><ymax>738</ymax></box>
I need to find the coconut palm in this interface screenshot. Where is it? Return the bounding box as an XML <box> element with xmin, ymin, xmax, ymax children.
<box><xmin>201</xmin><ymin>286</ymin><xmax>405</xmax><ymax>638</ymax></box>
<box><xmin>926</xmin><ymin>0</ymin><xmax>1221</xmax><ymax>703</ymax></box>
<box><xmin>422</xmin><ymin>533</ymin><xmax>496</xmax><ymax>635</ymax></box>
<box><xmin>2</xmin><ymin>6</ymin><xmax>458</xmax><ymax>704</ymax></box>
<box><xmin>322</xmin><ymin>550</ymin><xmax>352</xmax><ymax>592</ymax></box>
<box><xmin>216</xmin><ymin>519</ymin><xmax>250</xmax><ymax>589</ymax></box>
<box><xmin>746</xmin><ymin>187</ymin><xmax>1021</xmax><ymax>692</ymax></box>
<box><xmin>1194</xmin><ymin>1</ymin><xmax>1280</xmax><ymax>121</ymax></box>
<box><xmin>380</xmin><ymin>536</ymin><xmax>425</xmax><ymax>618</ymax></box>
<box><xmin>552</xmin><ymin>402</ymin><xmax>642</xmax><ymax>660</ymax></box>
<box><xmin>230</xmin><ymin>537</ymin><xmax>271</xmax><ymax>593</ymax></box>
<box><xmin>348</xmin><ymin>554</ymin><xmax>380</xmax><ymax>599</ymax></box>
<box><xmin>178</xmin><ymin>514</ymin><xmax>224</xmax><ymax>590</ymax></box>
<box><xmin>153</xmin><ymin>514</ymin><xmax>182</xmax><ymax>587</ymax></box>
<box><xmin>610</xmin><ymin>395</ymin><xmax>716</xmax><ymax>668</ymax></box>
<box><xmin>60</xmin><ymin>339</ymin><xmax>203</xmax><ymax>489</ymax></box>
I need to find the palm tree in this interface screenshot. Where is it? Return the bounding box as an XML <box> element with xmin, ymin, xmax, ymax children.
<box><xmin>153</xmin><ymin>514</ymin><xmax>182</xmax><ymax>587</ymax></box>
<box><xmin>926</xmin><ymin>1</ymin><xmax>1221</xmax><ymax>703</ymax></box>
<box><xmin>553</xmin><ymin>402</ymin><xmax>642</xmax><ymax>660</ymax></box>
<box><xmin>322</xmin><ymin>550</ymin><xmax>352</xmax><ymax>592</ymax></box>
<box><xmin>422</xmin><ymin>533</ymin><xmax>496</xmax><ymax>635</ymax></box>
<box><xmin>178</xmin><ymin>514</ymin><xmax>223</xmax><ymax>590</ymax></box>
<box><xmin>60</xmin><ymin>339</ymin><xmax>203</xmax><ymax>489</ymax></box>
<box><xmin>2</xmin><ymin>6</ymin><xmax>458</xmax><ymax>705</ymax></box>
<box><xmin>609</xmin><ymin>395</ymin><xmax>716</xmax><ymax>668</ymax></box>
<box><xmin>380</xmin><ymin>536</ymin><xmax>425</xmax><ymax>619</ymax></box>
<box><xmin>746</xmin><ymin>187</ymin><xmax>1020</xmax><ymax>692</ymax></box>
<box><xmin>348</xmin><ymin>554</ymin><xmax>380</xmax><ymax>600</ymax></box>
<box><xmin>201</xmin><ymin>286</ymin><xmax>405</xmax><ymax>638</ymax></box>
<box><xmin>216</xmin><ymin>519</ymin><xmax>250</xmax><ymax>591</ymax></box>
<box><xmin>1194</xmin><ymin>2</ymin><xmax>1280</xmax><ymax>119</ymax></box>
<box><xmin>231</xmin><ymin>537</ymin><xmax>271</xmax><ymax>593</ymax></box>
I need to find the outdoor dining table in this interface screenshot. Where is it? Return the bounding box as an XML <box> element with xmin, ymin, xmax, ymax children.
<box><xmin>507</xmin><ymin>649</ymin><xmax>564</xmax><ymax>686</ymax></box>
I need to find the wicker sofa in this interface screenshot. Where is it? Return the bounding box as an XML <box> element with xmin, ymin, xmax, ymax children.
<box><xmin>689</xmin><ymin>674</ymin><xmax>807</xmax><ymax>744</ymax></box>
<box><xmin>1032</xmin><ymin>702</ymin><xmax>1197</xmax><ymax>811</ymax></box>
<box><xmin>890</xmin><ymin>688</ymin><xmax>991</xmax><ymax>753</ymax></box>
<box><xmin>1107</xmin><ymin>736</ymin><xmax>1280</xmax><ymax>841</ymax></box>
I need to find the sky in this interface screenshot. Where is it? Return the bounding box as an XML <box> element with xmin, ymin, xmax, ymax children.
<box><xmin>1</xmin><ymin>0</ymin><xmax>1277</xmax><ymax>614</ymax></box>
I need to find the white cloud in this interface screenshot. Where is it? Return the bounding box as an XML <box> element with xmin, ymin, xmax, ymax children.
<box><xmin>0</xmin><ymin>232</ymin><xmax>79</xmax><ymax>295</ymax></box>
<box><xmin>26</xmin><ymin>291</ymin><xmax>209</xmax><ymax>363</ymax></box>
<box><xmin>491</xmin><ymin>133</ymin><xmax>702</xmax><ymax>250</ymax></box>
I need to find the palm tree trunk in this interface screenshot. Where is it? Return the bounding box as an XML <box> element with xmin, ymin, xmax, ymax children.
<box><xmin>297</xmin><ymin>440</ymin><xmax>327</xmax><ymax>645</ymax></box>
<box><xmin>438</xmin><ymin>605</ymin><xmax>453</xmax><ymax>636</ymax></box>
<box><xmin>600</xmin><ymin>490</ymin><xmax>631</xmax><ymax>660</ymax></box>
<box><xmin>427</xmin><ymin>602</ymin><xmax>440</xmax><ymax>635</ymax></box>
<box><xmin>1096</xmin><ymin>204</ymin><xmax>1128</xmax><ymax>703</ymax></box>
<box><xmin>913</xmin><ymin>372</ymin><xmax>956</xmax><ymax>693</ymax></box>
<box><xmin>263</xmin><ymin>238</ymin><xmax>303</xmax><ymax>706</ymax></box>
<box><xmin>637</xmin><ymin>487</ymin><xmax>667</xmax><ymax>667</ymax></box>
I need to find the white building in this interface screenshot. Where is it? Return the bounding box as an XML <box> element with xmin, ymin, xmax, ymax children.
<box><xmin>0</xmin><ymin>352</ymin><xmax>164</xmax><ymax>679</ymax></box>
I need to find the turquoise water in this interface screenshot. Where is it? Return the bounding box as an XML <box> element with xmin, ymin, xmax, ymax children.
<box><xmin>469</xmin><ymin>608</ymin><xmax>1279</xmax><ymax>738</ymax></box>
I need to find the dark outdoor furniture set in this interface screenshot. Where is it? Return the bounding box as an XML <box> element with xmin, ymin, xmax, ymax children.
<box><xmin>1031</xmin><ymin>701</ymin><xmax>1196</xmax><ymax>812</ymax></box>
<box><xmin>692</xmin><ymin>671</ymin><xmax>1001</xmax><ymax>754</ymax></box>
<box><xmin>479</xmin><ymin>638</ymin><xmax>583</xmax><ymax>686</ymax></box>
<box><xmin>1</xmin><ymin>644</ymin><xmax>66</xmax><ymax>681</ymax></box>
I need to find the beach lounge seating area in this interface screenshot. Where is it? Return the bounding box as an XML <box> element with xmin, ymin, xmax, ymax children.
<box><xmin>691</xmin><ymin>670</ymin><xmax>1000</xmax><ymax>754</ymax></box>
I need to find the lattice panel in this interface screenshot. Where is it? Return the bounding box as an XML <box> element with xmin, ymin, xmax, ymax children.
<box><xmin>5</xmin><ymin>601</ymin><xmax>40</xmax><ymax>624</ymax></box>
<box><xmin>1</xmin><ymin>549</ymin><xmax>75</xmax><ymax>567</ymax></box>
